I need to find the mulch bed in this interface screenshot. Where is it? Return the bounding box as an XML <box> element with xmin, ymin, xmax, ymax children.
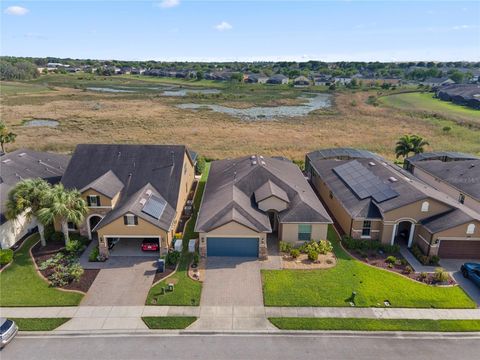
<box><xmin>153</xmin><ymin>264</ymin><xmax>176</xmax><ymax>284</ymax></box>
<box><xmin>31</xmin><ymin>239</ymin><xmax>100</xmax><ymax>293</ymax></box>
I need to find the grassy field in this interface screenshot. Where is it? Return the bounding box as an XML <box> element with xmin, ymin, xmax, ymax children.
<box><xmin>142</xmin><ymin>316</ymin><xmax>197</xmax><ymax>329</ymax></box>
<box><xmin>261</xmin><ymin>227</ymin><xmax>475</xmax><ymax>309</ymax></box>
<box><xmin>12</xmin><ymin>318</ymin><xmax>70</xmax><ymax>331</ymax></box>
<box><xmin>269</xmin><ymin>318</ymin><xmax>480</xmax><ymax>332</ymax></box>
<box><xmin>0</xmin><ymin>234</ymin><xmax>84</xmax><ymax>307</ymax></box>
<box><xmin>1</xmin><ymin>81</ymin><xmax>54</xmax><ymax>95</ymax></box>
<box><xmin>1</xmin><ymin>74</ymin><xmax>479</xmax><ymax>159</ymax></box>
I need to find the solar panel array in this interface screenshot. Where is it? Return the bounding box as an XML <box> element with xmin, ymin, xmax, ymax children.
<box><xmin>333</xmin><ymin>160</ymin><xmax>399</xmax><ymax>203</ymax></box>
<box><xmin>142</xmin><ymin>194</ymin><xmax>167</xmax><ymax>219</ymax></box>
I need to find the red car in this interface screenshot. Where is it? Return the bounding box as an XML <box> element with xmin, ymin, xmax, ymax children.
<box><xmin>141</xmin><ymin>239</ymin><xmax>159</xmax><ymax>252</ymax></box>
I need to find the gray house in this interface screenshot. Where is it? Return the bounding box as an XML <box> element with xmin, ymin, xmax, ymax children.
<box><xmin>267</xmin><ymin>74</ymin><xmax>289</xmax><ymax>85</ymax></box>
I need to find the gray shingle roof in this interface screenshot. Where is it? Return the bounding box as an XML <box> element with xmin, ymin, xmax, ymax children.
<box><xmin>61</xmin><ymin>144</ymin><xmax>194</xmax><ymax>232</ymax></box>
<box><xmin>406</xmin><ymin>151</ymin><xmax>479</xmax><ymax>163</ymax></box>
<box><xmin>254</xmin><ymin>180</ymin><xmax>289</xmax><ymax>203</ymax></box>
<box><xmin>421</xmin><ymin>209</ymin><xmax>475</xmax><ymax>233</ymax></box>
<box><xmin>0</xmin><ymin>149</ymin><xmax>69</xmax><ymax>224</ymax></box>
<box><xmin>307</xmin><ymin>148</ymin><xmax>378</xmax><ymax>162</ymax></box>
<box><xmin>80</xmin><ymin>170</ymin><xmax>124</xmax><ymax>198</ymax></box>
<box><xmin>195</xmin><ymin>156</ymin><xmax>332</xmax><ymax>233</ymax></box>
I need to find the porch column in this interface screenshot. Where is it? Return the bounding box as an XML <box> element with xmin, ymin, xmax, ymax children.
<box><xmin>407</xmin><ymin>223</ymin><xmax>415</xmax><ymax>248</ymax></box>
<box><xmin>98</xmin><ymin>235</ymin><xmax>109</xmax><ymax>258</ymax></box>
<box><xmin>390</xmin><ymin>223</ymin><xmax>398</xmax><ymax>245</ymax></box>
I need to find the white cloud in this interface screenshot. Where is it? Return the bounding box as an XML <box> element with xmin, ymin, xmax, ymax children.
<box><xmin>4</xmin><ymin>6</ymin><xmax>29</xmax><ymax>16</ymax></box>
<box><xmin>156</xmin><ymin>0</ymin><xmax>180</xmax><ymax>9</ymax></box>
<box><xmin>214</xmin><ymin>21</ymin><xmax>232</xmax><ymax>31</ymax></box>
<box><xmin>452</xmin><ymin>24</ymin><xmax>477</xmax><ymax>30</ymax></box>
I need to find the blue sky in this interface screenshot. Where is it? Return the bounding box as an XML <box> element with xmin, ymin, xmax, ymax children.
<box><xmin>2</xmin><ymin>1</ymin><xmax>479</xmax><ymax>61</ymax></box>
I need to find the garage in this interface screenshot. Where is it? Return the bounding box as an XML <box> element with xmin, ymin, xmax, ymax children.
<box><xmin>207</xmin><ymin>237</ymin><xmax>259</xmax><ymax>257</ymax></box>
<box><xmin>107</xmin><ymin>237</ymin><xmax>160</xmax><ymax>257</ymax></box>
<box><xmin>438</xmin><ymin>240</ymin><xmax>480</xmax><ymax>259</ymax></box>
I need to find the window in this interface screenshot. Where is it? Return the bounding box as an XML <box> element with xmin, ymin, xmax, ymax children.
<box><xmin>67</xmin><ymin>222</ymin><xmax>78</xmax><ymax>230</ymax></box>
<box><xmin>361</xmin><ymin>221</ymin><xmax>371</xmax><ymax>237</ymax></box>
<box><xmin>123</xmin><ymin>214</ymin><xmax>138</xmax><ymax>226</ymax></box>
<box><xmin>467</xmin><ymin>223</ymin><xmax>476</xmax><ymax>235</ymax></box>
<box><xmin>87</xmin><ymin>195</ymin><xmax>101</xmax><ymax>207</ymax></box>
<box><xmin>459</xmin><ymin>194</ymin><xmax>465</xmax><ymax>204</ymax></box>
<box><xmin>421</xmin><ymin>201</ymin><xmax>429</xmax><ymax>212</ymax></box>
<box><xmin>298</xmin><ymin>224</ymin><xmax>312</xmax><ymax>241</ymax></box>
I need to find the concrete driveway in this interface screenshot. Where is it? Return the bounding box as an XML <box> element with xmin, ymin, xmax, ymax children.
<box><xmin>81</xmin><ymin>258</ymin><xmax>157</xmax><ymax>306</ymax></box>
<box><xmin>440</xmin><ymin>259</ymin><xmax>480</xmax><ymax>306</ymax></box>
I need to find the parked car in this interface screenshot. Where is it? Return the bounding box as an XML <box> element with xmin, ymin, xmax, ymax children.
<box><xmin>461</xmin><ymin>263</ymin><xmax>480</xmax><ymax>287</ymax></box>
<box><xmin>141</xmin><ymin>239</ymin><xmax>159</xmax><ymax>252</ymax></box>
<box><xmin>1</xmin><ymin>318</ymin><xmax>18</xmax><ymax>349</ymax></box>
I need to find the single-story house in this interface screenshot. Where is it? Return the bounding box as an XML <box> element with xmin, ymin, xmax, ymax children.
<box><xmin>195</xmin><ymin>155</ymin><xmax>332</xmax><ymax>259</ymax></box>
<box><xmin>59</xmin><ymin>144</ymin><xmax>196</xmax><ymax>257</ymax></box>
<box><xmin>293</xmin><ymin>76</ymin><xmax>311</xmax><ymax>86</ymax></box>
<box><xmin>436</xmin><ymin>84</ymin><xmax>480</xmax><ymax>110</ymax></box>
<box><xmin>314</xmin><ymin>76</ymin><xmax>334</xmax><ymax>86</ymax></box>
<box><xmin>333</xmin><ymin>77</ymin><xmax>352</xmax><ymax>85</ymax></box>
<box><xmin>306</xmin><ymin>148</ymin><xmax>480</xmax><ymax>259</ymax></box>
<box><xmin>421</xmin><ymin>77</ymin><xmax>455</xmax><ymax>89</ymax></box>
<box><xmin>245</xmin><ymin>74</ymin><xmax>269</xmax><ymax>84</ymax></box>
<box><xmin>0</xmin><ymin>149</ymin><xmax>70</xmax><ymax>249</ymax></box>
<box><xmin>267</xmin><ymin>74</ymin><xmax>289</xmax><ymax>85</ymax></box>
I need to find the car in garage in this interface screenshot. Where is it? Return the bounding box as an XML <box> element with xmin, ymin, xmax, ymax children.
<box><xmin>141</xmin><ymin>238</ymin><xmax>160</xmax><ymax>252</ymax></box>
<box><xmin>461</xmin><ymin>262</ymin><xmax>480</xmax><ymax>288</ymax></box>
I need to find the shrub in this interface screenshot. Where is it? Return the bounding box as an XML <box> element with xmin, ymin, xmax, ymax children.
<box><xmin>434</xmin><ymin>267</ymin><xmax>449</xmax><ymax>283</ymax></box>
<box><xmin>195</xmin><ymin>156</ymin><xmax>206</xmax><ymax>174</ymax></box>
<box><xmin>429</xmin><ymin>255</ymin><xmax>440</xmax><ymax>266</ymax></box>
<box><xmin>387</xmin><ymin>263</ymin><xmax>393</xmax><ymax>268</ymax></box>
<box><xmin>279</xmin><ymin>241</ymin><xmax>292</xmax><ymax>253</ymax></box>
<box><xmin>400</xmin><ymin>258</ymin><xmax>408</xmax><ymax>266</ymax></box>
<box><xmin>50</xmin><ymin>231</ymin><xmax>64</xmax><ymax>242</ymax></box>
<box><xmin>88</xmin><ymin>246</ymin><xmax>99</xmax><ymax>262</ymax></box>
<box><xmin>69</xmin><ymin>263</ymin><xmax>84</xmax><ymax>282</ymax></box>
<box><xmin>0</xmin><ymin>249</ymin><xmax>13</xmax><ymax>265</ymax></box>
<box><xmin>317</xmin><ymin>240</ymin><xmax>333</xmax><ymax>255</ymax></box>
<box><xmin>290</xmin><ymin>249</ymin><xmax>300</xmax><ymax>259</ymax></box>
<box><xmin>44</xmin><ymin>224</ymin><xmax>55</xmax><ymax>242</ymax></box>
<box><xmin>166</xmin><ymin>250</ymin><xmax>181</xmax><ymax>266</ymax></box>
<box><xmin>193</xmin><ymin>252</ymin><xmax>200</xmax><ymax>265</ymax></box>
<box><xmin>404</xmin><ymin>265</ymin><xmax>413</xmax><ymax>274</ymax></box>
<box><xmin>419</xmin><ymin>272</ymin><xmax>428</xmax><ymax>280</ymax></box>
<box><xmin>381</xmin><ymin>244</ymin><xmax>400</xmax><ymax>255</ymax></box>
<box><xmin>385</xmin><ymin>256</ymin><xmax>397</xmax><ymax>264</ymax></box>
<box><xmin>65</xmin><ymin>240</ymin><xmax>85</xmax><ymax>255</ymax></box>
<box><xmin>307</xmin><ymin>249</ymin><xmax>318</xmax><ymax>262</ymax></box>
<box><xmin>342</xmin><ymin>236</ymin><xmax>380</xmax><ymax>251</ymax></box>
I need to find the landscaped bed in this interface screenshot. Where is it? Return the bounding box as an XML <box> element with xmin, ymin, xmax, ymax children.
<box><xmin>12</xmin><ymin>318</ymin><xmax>71</xmax><ymax>331</ymax></box>
<box><xmin>269</xmin><ymin>317</ymin><xmax>480</xmax><ymax>332</ymax></box>
<box><xmin>280</xmin><ymin>240</ymin><xmax>336</xmax><ymax>270</ymax></box>
<box><xmin>261</xmin><ymin>227</ymin><xmax>476</xmax><ymax>309</ymax></box>
<box><xmin>142</xmin><ymin>316</ymin><xmax>197</xmax><ymax>329</ymax></box>
<box><xmin>0</xmin><ymin>234</ymin><xmax>83</xmax><ymax>306</ymax></box>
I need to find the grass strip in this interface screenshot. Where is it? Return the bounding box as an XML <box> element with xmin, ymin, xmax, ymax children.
<box><xmin>11</xmin><ymin>318</ymin><xmax>70</xmax><ymax>331</ymax></box>
<box><xmin>142</xmin><ymin>316</ymin><xmax>197</xmax><ymax>329</ymax></box>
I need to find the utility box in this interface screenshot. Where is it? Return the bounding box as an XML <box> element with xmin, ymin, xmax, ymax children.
<box><xmin>188</xmin><ymin>239</ymin><xmax>197</xmax><ymax>253</ymax></box>
<box><xmin>174</xmin><ymin>240</ymin><xmax>183</xmax><ymax>252</ymax></box>
<box><xmin>157</xmin><ymin>258</ymin><xmax>165</xmax><ymax>273</ymax></box>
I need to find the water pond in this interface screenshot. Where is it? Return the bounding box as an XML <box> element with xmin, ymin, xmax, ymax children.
<box><xmin>23</xmin><ymin>119</ymin><xmax>59</xmax><ymax>127</ymax></box>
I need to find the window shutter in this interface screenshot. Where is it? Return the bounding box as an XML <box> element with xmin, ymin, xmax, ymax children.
<box><xmin>123</xmin><ymin>216</ymin><xmax>128</xmax><ymax>225</ymax></box>
<box><xmin>96</xmin><ymin>196</ymin><xmax>101</xmax><ymax>207</ymax></box>
<box><xmin>87</xmin><ymin>196</ymin><xmax>91</xmax><ymax>206</ymax></box>
<box><xmin>134</xmin><ymin>216</ymin><xmax>138</xmax><ymax>225</ymax></box>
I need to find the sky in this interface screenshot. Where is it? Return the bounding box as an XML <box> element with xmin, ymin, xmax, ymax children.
<box><xmin>1</xmin><ymin>0</ymin><xmax>479</xmax><ymax>62</ymax></box>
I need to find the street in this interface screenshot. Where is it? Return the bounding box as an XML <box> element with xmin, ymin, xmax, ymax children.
<box><xmin>2</xmin><ymin>332</ymin><xmax>480</xmax><ymax>360</ymax></box>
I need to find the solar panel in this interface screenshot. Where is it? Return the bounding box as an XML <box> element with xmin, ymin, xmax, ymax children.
<box><xmin>141</xmin><ymin>194</ymin><xmax>166</xmax><ymax>219</ymax></box>
<box><xmin>333</xmin><ymin>160</ymin><xmax>399</xmax><ymax>203</ymax></box>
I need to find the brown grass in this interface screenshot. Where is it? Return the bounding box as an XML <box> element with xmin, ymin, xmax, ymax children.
<box><xmin>1</xmin><ymin>87</ymin><xmax>479</xmax><ymax>160</ymax></box>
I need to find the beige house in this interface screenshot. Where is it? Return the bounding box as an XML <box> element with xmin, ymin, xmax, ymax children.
<box><xmin>58</xmin><ymin>144</ymin><xmax>196</xmax><ymax>257</ymax></box>
<box><xmin>306</xmin><ymin>148</ymin><xmax>480</xmax><ymax>259</ymax></box>
<box><xmin>195</xmin><ymin>155</ymin><xmax>332</xmax><ymax>259</ymax></box>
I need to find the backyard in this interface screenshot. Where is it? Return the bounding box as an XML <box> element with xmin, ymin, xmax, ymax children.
<box><xmin>261</xmin><ymin>227</ymin><xmax>476</xmax><ymax>309</ymax></box>
<box><xmin>0</xmin><ymin>234</ymin><xmax>84</xmax><ymax>307</ymax></box>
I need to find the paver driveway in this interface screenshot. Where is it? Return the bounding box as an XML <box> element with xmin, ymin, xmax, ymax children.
<box><xmin>81</xmin><ymin>258</ymin><xmax>157</xmax><ymax>306</ymax></box>
<box><xmin>201</xmin><ymin>257</ymin><xmax>264</xmax><ymax>306</ymax></box>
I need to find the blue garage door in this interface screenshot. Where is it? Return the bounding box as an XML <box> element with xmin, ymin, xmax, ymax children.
<box><xmin>207</xmin><ymin>237</ymin><xmax>259</xmax><ymax>257</ymax></box>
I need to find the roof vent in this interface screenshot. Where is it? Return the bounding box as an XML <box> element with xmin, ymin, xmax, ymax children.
<box><xmin>18</xmin><ymin>152</ymin><xmax>26</xmax><ymax>157</ymax></box>
<box><xmin>139</xmin><ymin>198</ymin><xmax>147</xmax><ymax>205</ymax></box>
<box><xmin>261</xmin><ymin>161</ymin><xmax>266</xmax><ymax>166</ymax></box>
<box><xmin>388</xmin><ymin>176</ymin><xmax>398</xmax><ymax>182</ymax></box>
<box><xmin>252</xmin><ymin>160</ymin><xmax>257</xmax><ymax>165</ymax></box>
<box><xmin>146</xmin><ymin>189</ymin><xmax>152</xmax><ymax>196</ymax></box>
<box><xmin>259</xmin><ymin>155</ymin><xmax>264</xmax><ymax>160</ymax></box>
<box><xmin>368</xmin><ymin>162</ymin><xmax>376</xmax><ymax>166</ymax></box>
<box><xmin>2</xmin><ymin>159</ymin><xmax>12</xmax><ymax>163</ymax></box>
<box><xmin>250</xmin><ymin>155</ymin><xmax>256</xmax><ymax>160</ymax></box>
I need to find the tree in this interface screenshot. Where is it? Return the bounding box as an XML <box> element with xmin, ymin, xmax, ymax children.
<box><xmin>0</xmin><ymin>121</ymin><xmax>17</xmax><ymax>153</ymax></box>
<box><xmin>449</xmin><ymin>71</ymin><xmax>464</xmax><ymax>84</ymax></box>
<box><xmin>6</xmin><ymin>179</ymin><xmax>52</xmax><ymax>247</ymax></box>
<box><xmin>38</xmin><ymin>184</ymin><xmax>88</xmax><ymax>245</ymax></box>
<box><xmin>196</xmin><ymin>70</ymin><xmax>204</xmax><ymax>81</ymax></box>
<box><xmin>395</xmin><ymin>134</ymin><xmax>429</xmax><ymax>158</ymax></box>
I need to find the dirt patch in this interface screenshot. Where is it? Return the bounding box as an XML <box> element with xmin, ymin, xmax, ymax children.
<box><xmin>282</xmin><ymin>252</ymin><xmax>336</xmax><ymax>269</ymax></box>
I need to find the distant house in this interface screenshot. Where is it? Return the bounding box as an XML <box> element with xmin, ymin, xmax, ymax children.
<box><xmin>436</xmin><ymin>84</ymin><xmax>480</xmax><ymax>110</ymax></box>
<box><xmin>267</xmin><ymin>74</ymin><xmax>289</xmax><ymax>84</ymax></box>
<box><xmin>130</xmin><ymin>68</ymin><xmax>145</xmax><ymax>75</ymax></box>
<box><xmin>293</xmin><ymin>76</ymin><xmax>311</xmax><ymax>86</ymax></box>
<box><xmin>314</xmin><ymin>75</ymin><xmax>334</xmax><ymax>86</ymax></box>
<box><xmin>333</xmin><ymin>77</ymin><xmax>352</xmax><ymax>85</ymax></box>
<box><xmin>245</xmin><ymin>74</ymin><xmax>269</xmax><ymax>84</ymax></box>
<box><xmin>421</xmin><ymin>77</ymin><xmax>455</xmax><ymax>89</ymax></box>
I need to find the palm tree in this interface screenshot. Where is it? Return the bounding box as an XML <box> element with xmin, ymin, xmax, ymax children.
<box><xmin>410</xmin><ymin>135</ymin><xmax>429</xmax><ymax>155</ymax></box>
<box><xmin>395</xmin><ymin>134</ymin><xmax>429</xmax><ymax>159</ymax></box>
<box><xmin>0</xmin><ymin>121</ymin><xmax>17</xmax><ymax>153</ymax></box>
<box><xmin>38</xmin><ymin>184</ymin><xmax>88</xmax><ymax>245</ymax></box>
<box><xmin>6</xmin><ymin>179</ymin><xmax>52</xmax><ymax>247</ymax></box>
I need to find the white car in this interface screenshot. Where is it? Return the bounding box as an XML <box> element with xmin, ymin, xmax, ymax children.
<box><xmin>0</xmin><ymin>318</ymin><xmax>18</xmax><ymax>349</ymax></box>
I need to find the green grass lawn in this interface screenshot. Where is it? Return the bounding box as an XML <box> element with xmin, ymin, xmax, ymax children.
<box><xmin>262</xmin><ymin>227</ymin><xmax>475</xmax><ymax>308</ymax></box>
<box><xmin>146</xmin><ymin>253</ymin><xmax>202</xmax><ymax>306</ymax></box>
<box><xmin>12</xmin><ymin>318</ymin><xmax>70</xmax><ymax>331</ymax></box>
<box><xmin>269</xmin><ymin>317</ymin><xmax>480</xmax><ymax>332</ymax></box>
<box><xmin>142</xmin><ymin>316</ymin><xmax>197</xmax><ymax>329</ymax></box>
<box><xmin>1</xmin><ymin>81</ymin><xmax>52</xmax><ymax>95</ymax></box>
<box><xmin>0</xmin><ymin>234</ymin><xmax>84</xmax><ymax>307</ymax></box>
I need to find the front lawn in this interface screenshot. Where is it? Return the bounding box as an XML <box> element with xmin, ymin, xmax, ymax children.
<box><xmin>146</xmin><ymin>253</ymin><xmax>202</xmax><ymax>306</ymax></box>
<box><xmin>269</xmin><ymin>317</ymin><xmax>480</xmax><ymax>332</ymax></box>
<box><xmin>0</xmin><ymin>234</ymin><xmax>84</xmax><ymax>306</ymax></box>
<box><xmin>12</xmin><ymin>318</ymin><xmax>70</xmax><ymax>331</ymax></box>
<box><xmin>142</xmin><ymin>316</ymin><xmax>197</xmax><ymax>329</ymax></box>
<box><xmin>262</xmin><ymin>227</ymin><xmax>475</xmax><ymax>308</ymax></box>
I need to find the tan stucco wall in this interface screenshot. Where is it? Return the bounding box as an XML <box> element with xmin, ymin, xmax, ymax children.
<box><xmin>351</xmin><ymin>219</ymin><xmax>382</xmax><ymax>240</ymax></box>
<box><xmin>382</xmin><ymin>198</ymin><xmax>451</xmax><ymax>223</ymax></box>
<box><xmin>258</xmin><ymin>196</ymin><xmax>288</xmax><ymax>212</ymax></box>
<box><xmin>279</xmin><ymin>223</ymin><xmax>328</xmax><ymax>245</ymax></box>
<box><xmin>413</xmin><ymin>225</ymin><xmax>433</xmax><ymax>254</ymax></box>
<box><xmin>174</xmin><ymin>151</ymin><xmax>195</xmax><ymax>233</ymax></box>
<box><xmin>0</xmin><ymin>212</ymin><xmax>37</xmax><ymax>249</ymax></box>
<box><xmin>413</xmin><ymin>167</ymin><xmax>480</xmax><ymax>213</ymax></box>
<box><xmin>432</xmin><ymin>220</ymin><xmax>480</xmax><ymax>242</ymax></box>
<box><xmin>82</xmin><ymin>189</ymin><xmax>115</xmax><ymax>208</ymax></box>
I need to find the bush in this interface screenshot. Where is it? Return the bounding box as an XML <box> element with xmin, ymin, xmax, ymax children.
<box><xmin>385</xmin><ymin>256</ymin><xmax>397</xmax><ymax>264</ymax></box>
<box><xmin>342</xmin><ymin>236</ymin><xmax>380</xmax><ymax>251</ymax></box>
<box><xmin>0</xmin><ymin>249</ymin><xmax>13</xmax><ymax>265</ymax></box>
<box><xmin>193</xmin><ymin>252</ymin><xmax>200</xmax><ymax>265</ymax></box>
<box><xmin>380</xmin><ymin>244</ymin><xmax>400</xmax><ymax>255</ymax></box>
<box><xmin>411</xmin><ymin>244</ymin><xmax>438</xmax><ymax>265</ymax></box>
<box><xmin>404</xmin><ymin>265</ymin><xmax>413</xmax><ymax>274</ymax></box>
<box><xmin>290</xmin><ymin>249</ymin><xmax>300</xmax><ymax>259</ymax></box>
<box><xmin>166</xmin><ymin>250</ymin><xmax>181</xmax><ymax>266</ymax></box>
<box><xmin>195</xmin><ymin>156</ymin><xmax>206</xmax><ymax>174</ymax></box>
<box><xmin>400</xmin><ymin>258</ymin><xmax>408</xmax><ymax>266</ymax></box>
<box><xmin>88</xmin><ymin>246</ymin><xmax>99</xmax><ymax>262</ymax></box>
<box><xmin>419</xmin><ymin>272</ymin><xmax>428</xmax><ymax>280</ymax></box>
<box><xmin>429</xmin><ymin>255</ymin><xmax>440</xmax><ymax>266</ymax></box>
<box><xmin>68</xmin><ymin>263</ymin><xmax>84</xmax><ymax>282</ymax></box>
<box><xmin>65</xmin><ymin>240</ymin><xmax>85</xmax><ymax>255</ymax></box>
<box><xmin>317</xmin><ymin>240</ymin><xmax>333</xmax><ymax>255</ymax></box>
<box><xmin>434</xmin><ymin>267</ymin><xmax>449</xmax><ymax>283</ymax></box>
<box><xmin>50</xmin><ymin>231</ymin><xmax>64</xmax><ymax>242</ymax></box>
<box><xmin>279</xmin><ymin>241</ymin><xmax>292</xmax><ymax>253</ymax></box>
<box><xmin>307</xmin><ymin>249</ymin><xmax>318</xmax><ymax>262</ymax></box>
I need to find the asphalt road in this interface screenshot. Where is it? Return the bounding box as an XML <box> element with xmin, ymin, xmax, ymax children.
<box><xmin>2</xmin><ymin>333</ymin><xmax>480</xmax><ymax>360</ymax></box>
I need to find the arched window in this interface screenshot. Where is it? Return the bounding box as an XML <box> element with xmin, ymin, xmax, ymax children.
<box><xmin>421</xmin><ymin>201</ymin><xmax>429</xmax><ymax>212</ymax></box>
<box><xmin>466</xmin><ymin>224</ymin><xmax>476</xmax><ymax>235</ymax></box>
